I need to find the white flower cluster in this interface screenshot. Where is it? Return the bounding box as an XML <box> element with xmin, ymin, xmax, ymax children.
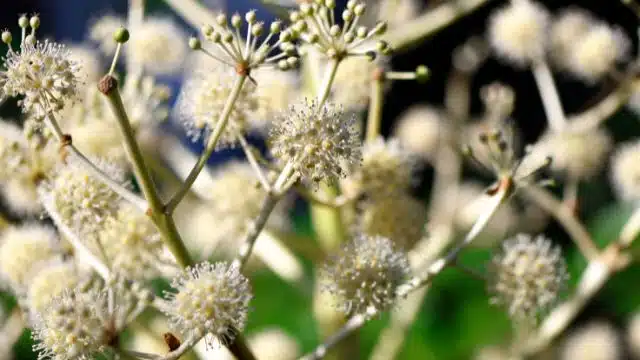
<box><xmin>322</xmin><ymin>234</ymin><xmax>410</xmax><ymax>316</ymax></box>
<box><xmin>488</xmin><ymin>1</ymin><xmax>629</xmax><ymax>81</ymax></box>
<box><xmin>0</xmin><ymin>16</ymin><xmax>80</xmax><ymax>121</ymax></box>
<box><xmin>488</xmin><ymin>233</ymin><xmax>568</xmax><ymax>323</ymax></box>
<box><xmin>269</xmin><ymin>99</ymin><xmax>361</xmax><ymax>186</ymax></box>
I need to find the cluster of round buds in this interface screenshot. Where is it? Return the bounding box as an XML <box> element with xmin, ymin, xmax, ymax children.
<box><xmin>105</xmin><ymin>275</ymin><xmax>156</xmax><ymax>330</ymax></box>
<box><xmin>561</xmin><ymin>322</ymin><xmax>621</xmax><ymax>360</ymax></box>
<box><xmin>488</xmin><ymin>233</ymin><xmax>568</xmax><ymax>324</ymax></box>
<box><xmin>611</xmin><ymin>140</ymin><xmax>640</xmax><ymax>202</ymax></box>
<box><xmin>321</xmin><ymin>234</ymin><xmax>410</xmax><ymax>316</ymax></box>
<box><xmin>99</xmin><ymin>203</ymin><xmax>168</xmax><ymax>281</ymax></box>
<box><xmin>524</xmin><ymin>128</ymin><xmax>612</xmax><ymax>181</ymax></box>
<box><xmin>0</xmin><ymin>224</ymin><xmax>59</xmax><ymax>290</ymax></box>
<box><xmin>0</xmin><ymin>15</ymin><xmax>80</xmax><ymax>121</ymax></box>
<box><xmin>38</xmin><ymin>156</ymin><xmax>126</xmax><ymax>242</ymax></box>
<box><xmin>487</xmin><ymin>0</ymin><xmax>550</xmax><ymax>66</ymax></box>
<box><xmin>177</xmin><ymin>65</ymin><xmax>258</xmax><ymax>146</ymax></box>
<box><xmin>164</xmin><ymin>261</ymin><xmax>252</xmax><ymax>348</ymax></box>
<box><xmin>32</xmin><ymin>287</ymin><xmax>110</xmax><ymax>360</ymax></box>
<box><xmin>290</xmin><ymin>0</ymin><xmax>391</xmax><ymax>60</ymax></box>
<box><xmin>393</xmin><ymin>106</ymin><xmax>449</xmax><ymax>162</ymax></box>
<box><xmin>199</xmin><ymin>162</ymin><xmax>290</xmax><ymax>254</ymax></box>
<box><xmin>268</xmin><ymin>99</ymin><xmax>361</xmax><ymax>187</ymax></box>
<box><xmin>189</xmin><ymin>10</ymin><xmax>298</xmax><ymax>73</ymax></box>
<box><xmin>550</xmin><ymin>10</ymin><xmax>629</xmax><ymax>82</ymax></box>
<box><xmin>355</xmin><ymin>194</ymin><xmax>427</xmax><ymax>250</ymax></box>
<box><xmin>342</xmin><ymin>137</ymin><xmax>414</xmax><ymax>200</ymax></box>
<box><xmin>26</xmin><ymin>261</ymin><xmax>88</xmax><ymax>314</ymax></box>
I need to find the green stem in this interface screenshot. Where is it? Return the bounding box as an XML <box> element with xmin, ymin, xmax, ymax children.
<box><xmin>166</xmin><ymin>75</ymin><xmax>247</xmax><ymax>213</ymax></box>
<box><xmin>383</xmin><ymin>0</ymin><xmax>493</xmax><ymax>52</ymax></box>
<box><xmin>100</xmin><ymin>75</ymin><xmax>194</xmax><ymax>268</ymax></box>
<box><xmin>365</xmin><ymin>73</ymin><xmax>384</xmax><ymax>142</ymax></box>
<box><xmin>317</xmin><ymin>58</ymin><xmax>340</xmax><ymax>105</ymax></box>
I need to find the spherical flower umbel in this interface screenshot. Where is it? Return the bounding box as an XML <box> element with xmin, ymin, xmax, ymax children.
<box><xmin>331</xmin><ymin>56</ymin><xmax>381</xmax><ymax>109</ymax></box>
<box><xmin>291</xmin><ymin>0</ymin><xmax>390</xmax><ymax>59</ymax></box>
<box><xmin>342</xmin><ymin>137</ymin><xmax>414</xmax><ymax>199</ymax></box>
<box><xmin>99</xmin><ymin>203</ymin><xmax>168</xmax><ymax>280</ymax></box>
<box><xmin>32</xmin><ymin>288</ymin><xmax>110</xmax><ymax>360</ymax></box>
<box><xmin>488</xmin><ymin>233</ymin><xmax>568</xmax><ymax>323</ymax></box>
<box><xmin>355</xmin><ymin>194</ymin><xmax>427</xmax><ymax>250</ymax></box>
<box><xmin>564</xmin><ymin>22</ymin><xmax>629</xmax><ymax>82</ymax></box>
<box><xmin>128</xmin><ymin>17</ymin><xmax>188</xmax><ymax>75</ymax></box>
<box><xmin>164</xmin><ymin>261</ymin><xmax>252</xmax><ymax>348</ymax></box>
<box><xmin>610</xmin><ymin>140</ymin><xmax>640</xmax><ymax>202</ymax></box>
<box><xmin>192</xmin><ymin>10</ymin><xmax>298</xmax><ymax>71</ymax></box>
<box><xmin>0</xmin><ymin>16</ymin><xmax>80</xmax><ymax>120</ymax></box>
<box><xmin>26</xmin><ymin>261</ymin><xmax>86</xmax><ymax>313</ymax></box>
<box><xmin>321</xmin><ymin>234</ymin><xmax>410</xmax><ymax>316</ymax></box>
<box><xmin>525</xmin><ymin>128</ymin><xmax>612</xmax><ymax>180</ymax></box>
<box><xmin>177</xmin><ymin>66</ymin><xmax>258</xmax><ymax>146</ymax></box>
<box><xmin>393</xmin><ymin>105</ymin><xmax>449</xmax><ymax>161</ymax></box>
<box><xmin>197</xmin><ymin>161</ymin><xmax>290</xmax><ymax>255</ymax></box>
<box><xmin>561</xmin><ymin>322</ymin><xmax>621</xmax><ymax>360</ymax></box>
<box><xmin>269</xmin><ymin>99</ymin><xmax>361</xmax><ymax>186</ymax></box>
<box><xmin>38</xmin><ymin>156</ymin><xmax>126</xmax><ymax>241</ymax></box>
<box><xmin>488</xmin><ymin>0</ymin><xmax>550</xmax><ymax>66</ymax></box>
<box><xmin>0</xmin><ymin>224</ymin><xmax>58</xmax><ymax>290</ymax></box>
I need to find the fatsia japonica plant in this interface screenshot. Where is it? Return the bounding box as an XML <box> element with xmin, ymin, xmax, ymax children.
<box><xmin>0</xmin><ymin>0</ymin><xmax>639</xmax><ymax>359</ymax></box>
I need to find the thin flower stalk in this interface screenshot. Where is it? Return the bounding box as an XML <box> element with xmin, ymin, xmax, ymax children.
<box><xmin>521</xmin><ymin>185</ymin><xmax>599</xmax><ymax>260</ymax></box>
<box><xmin>365</xmin><ymin>69</ymin><xmax>384</xmax><ymax>142</ymax></box>
<box><xmin>44</xmin><ymin>113</ymin><xmax>147</xmax><ymax>211</ymax></box>
<box><xmin>531</xmin><ymin>60</ymin><xmax>567</xmax><ymax>131</ymax></box>
<box><xmin>166</xmin><ymin>75</ymin><xmax>248</xmax><ymax>213</ymax></box>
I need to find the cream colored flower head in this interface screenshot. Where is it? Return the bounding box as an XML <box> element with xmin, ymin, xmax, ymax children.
<box><xmin>561</xmin><ymin>322</ymin><xmax>621</xmax><ymax>360</ymax></box>
<box><xmin>128</xmin><ymin>17</ymin><xmax>189</xmax><ymax>75</ymax></box>
<box><xmin>488</xmin><ymin>0</ymin><xmax>550</xmax><ymax>66</ymax></box>
<box><xmin>393</xmin><ymin>105</ymin><xmax>449</xmax><ymax>161</ymax></box>
<box><xmin>177</xmin><ymin>66</ymin><xmax>258</xmax><ymax>147</ymax></box>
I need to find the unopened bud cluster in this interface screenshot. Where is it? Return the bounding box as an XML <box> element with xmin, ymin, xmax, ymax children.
<box><xmin>290</xmin><ymin>0</ymin><xmax>390</xmax><ymax>59</ymax></box>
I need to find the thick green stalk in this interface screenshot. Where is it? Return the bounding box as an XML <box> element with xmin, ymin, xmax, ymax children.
<box><xmin>99</xmin><ymin>75</ymin><xmax>194</xmax><ymax>268</ymax></box>
<box><xmin>166</xmin><ymin>75</ymin><xmax>247</xmax><ymax>213</ymax></box>
<box><xmin>365</xmin><ymin>71</ymin><xmax>384</xmax><ymax>143</ymax></box>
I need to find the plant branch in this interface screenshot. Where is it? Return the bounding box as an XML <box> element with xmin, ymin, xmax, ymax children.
<box><xmin>365</xmin><ymin>70</ymin><xmax>385</xmax><ymax>142</ymax></box>
<box><xmin>43</xmin><ymin>113</ymin><xmax>147</xmax><ymax>211</ymax></box>
<box><xmin>521</xmin><ymin>205</ymin><xmax>640</xmax><ymax>355</ymax></box>
<box><xmin>236</xmin><ymin>132</ymin><xmax>271</xmax><ymax>191</ymax></box>
<box><xmin>569</xmin><ymin>76</ymin><xmax>640</xmax><ymax>132</ymax></box>
<box><xmin>317</xmin><ymin>58</ymin><xmax>340</xmax><ymax>105</ymax></box>
<box><xmin>99</xmin><ymin>75</ymin><xmax>194</xmax><ymax>268</ymax></box>
<box><xmin>521</xmin><ymin>185</ymin><xmax>599</xmax><ymax>260</ymax></box>
<box><xmin>383</xmin><ymin>0</ymin><xmax>494</xmax><ymax>52</ymax></box>
<box><xmin>99</xmin><ymin>75</ymin><xmax>164</xmax><ymax>213</ymax></box>
<box><xmin>531</xmin><ymin>60</ymin><xmax>566</xmax><ymax>132</ymax></box>
<box><xmin>300</xmin><ymin>182</ymin><xmax>510</xmax><ymax>359</ymax></box>
<box><xmin>166</xmin><ymin>75</ymin><xmax>247</xmax><ymax>214</ymax></box>
<box><xmin>231</xmin><ymin>193</ymin><xmax>279</xmax><ymax>270</ymax></box>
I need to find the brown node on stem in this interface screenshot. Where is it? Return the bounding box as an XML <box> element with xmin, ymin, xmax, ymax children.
<box><xmin>98</xmin><ymin>75</ymin><xmax>119</xmax><ymax>95</ymax></box>
<box><xmin>372</xmin><ymin>67</ymin><xmax>385</xmax><ymax>81</ymax></box>
<box><xmin>163</xmin><ymin>332</ymin><xmax>181</xmax><ymax>352</ymax></box>
<box><xmin>235</xmin><ymin>62</ymin><xmax>250</xmax><ymax>77</ymax></box>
